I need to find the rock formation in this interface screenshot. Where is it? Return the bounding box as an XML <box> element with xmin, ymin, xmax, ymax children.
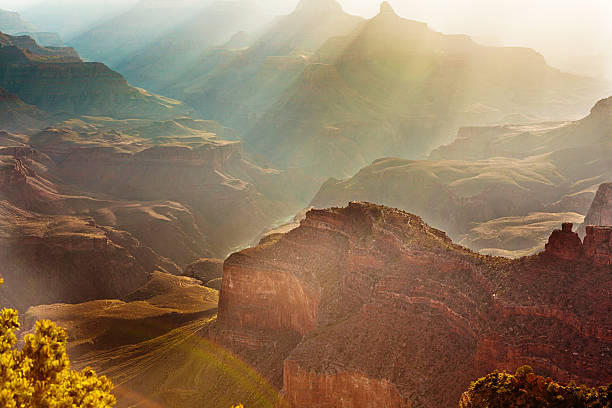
<box><xmin>583</xmin><ymin>183</ymin><xmax>612</xmax><ymax>229</ymax></box>
<box><xmin>0</xmin><ymin>9</ymin><xmax>37</xmax><ymax>34</ymax></box>
<box><xmin>233</xmin><ymin>2</ymin><xmax>605</xmax><ymax>181</ymax></box>
<box><xmin>42</xmin><ymin>140</ymin><xmax>301</xmax><ymax>257</ymax></box>
<box><xmin>0</xmin><ymin>32</ymin><xmax>191</xmax><ymax>119</ymax></box>
<box><xmin>378</xmin><ymin>1</ymin><xmax>399</xmax><ymax>18</ymax></box>
<box><xmin>311</xmin><ymin>97</ymin><xmax>612</xmax><ymax>256</ymax></box>
<box><xmin>184</xmin><ymin>258</ymin><xmax>224</xmax><ymax>286</ymax></box>
<box><xmin>0</xmin><ymin>200</ymin><xmax>179</xmax><ymax>312</ymax></box>
<box><xmin>583</xmin><ymin>226</ymin><xmax>612</xmax><ymax>267</ymax></box>
<box><xmin>0</xmin><ymin>87</ymin><xmax>50</xmax><ymax>133</ymax></box>
<box><xmin>214</xmin><ymin>202</ymin><xmax>611</xmax><ymax>408</ymax></box>
<box><xmin>544</xmin><ymin>223</ymin><xmax>584</xmax><ymax>261</ymax></box>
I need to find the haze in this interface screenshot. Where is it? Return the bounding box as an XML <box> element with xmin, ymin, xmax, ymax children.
<box><xmin>1</xmin><ymin>0</ymin><xmax>612</xmax><ymax>405</ymax></box>
<box><xmin>1</xmin><ymin>0</ymin><xmax>610</xmax><ymax>79</ymax></box>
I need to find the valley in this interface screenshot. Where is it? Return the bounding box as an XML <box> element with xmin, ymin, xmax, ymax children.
<box><xmin>0</xmin><ymin>1</ymin><xmax>610</xmax><ymax>407</ymax></box>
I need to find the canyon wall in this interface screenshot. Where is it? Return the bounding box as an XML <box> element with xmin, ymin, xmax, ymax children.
<box><xmin>214</xmin><ymin>203</ymin><xmax>612</xmax><ymax>407</ymax></box>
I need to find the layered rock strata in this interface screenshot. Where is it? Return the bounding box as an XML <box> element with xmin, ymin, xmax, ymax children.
<box><xmin>214</xmin><ymin>202</ymin><xmax>612</xmax><ymax>408</ymax></box>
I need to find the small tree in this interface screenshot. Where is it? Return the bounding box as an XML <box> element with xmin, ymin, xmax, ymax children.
<box><xmin>461</xmin><ymin>365</ymin><xmax>611</xmax><ymax>408</ymax></box>
<box><xmin>0</xmin><ymin>278</ymin><xmax>116</xmax><ymax>408</ymax></box>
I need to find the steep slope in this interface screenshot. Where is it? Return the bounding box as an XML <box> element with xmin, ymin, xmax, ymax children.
<box><xmin>0</xmin><ymin>87</ymin><xmax>50</xmax><ymax>133</ymax></box>
<box><xmin>214</xmin><ymin>202</ymin><xmax>611</xmax><ymax>407</ymax></box>
<box><xmin>163</xmin><ymin>0</ymin><xmax>363</xmax><ymax>135</ymax></box>
<box><xmin>311</xmin><ymin>97</ymin><xmax>612</xmax><ymax>255</ymax></box>
<box><xmin>0</xmin><ymin>31</ymin><xmax>78</xmax><ymax>60</ymax></box>
<box><xmin>115</xmin><ymin>1</ymin><xmax>272</xmax><ymax>92</ymax></box>
<box><xmin>579</xmin><ymin>182</ymin><xmax>612</xmax><ymax>237</ymax></box>
<box><xmin>69</xmin><ymin>0</ymin><xmax>209</xmax><ymax>68</ymax></box>
<box><xmin>239</xmin><ymin>2</ymin><xmax>606</xmax><ymax>180</ymax></box>
<box><xmin>0</xmin><ymin>200</ymin><xmax>178</xmax><ymax>312</ymax></box>
<box><xmin>21</xmin><ymin>0</ymin><xmax>139</xmax><ymax>39</ymax></box>
<box><xmin>23</xmin><ymin>272</ymin><xmax>279</xmax><ymax>408</ymax></box>
<box><xmin>0</xmin><ymin>32</ymin><xmax>192</xmax><ymax>119</ymax></box>
<box><xmin>0</xmin><ymin>8</ymin><xmax>37</xmax><ymax>33</ymax></box>
<box><xmin>0</xmin><ymin>141</ymin><xmax>212</xmax><ymax>267</ymax></box>
<box><xmin>46</xmin><ymin>139</ymin><xmax>301</xmax><ymax>257</ymax></box>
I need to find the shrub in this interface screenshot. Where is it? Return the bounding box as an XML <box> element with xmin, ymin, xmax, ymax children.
<box><xmin>461</xmin><ymin>366</ymin><xmax>611</xmax><ymax>407</ymax></box>
<box><xmin>0</xmin><ymin>278</ymin><xmax>116</xmax><ymax>408</ymax></box>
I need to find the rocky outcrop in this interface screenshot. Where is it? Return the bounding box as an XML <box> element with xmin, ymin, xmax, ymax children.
<box><xmin>0</xmin><ymin>87</ymin><xmax>49</xmax><ymax>133</ymax></box>
<box><xmin>378</xmin><ymin>1</ymin><xmax>399</xmax><ymax>18</ymax></box>
<box><xmin>214</xmin><ymin>202</ymin><xmax>611</xmax><ymax>408</ymax></box>
<box><xmin>0</xmin><ymin>32</ymin><xmax>191</xmax><ymax>119</ymax></box>
<box><xmin>311</xmin><ymin>95</ymin><xmax>612</xmax><ymax>256</ymax></box>
<box><xmin>0</xmin><ymin>201</ymin><xmax>179</xmax><ymax>312</ymax></box>
<box><xmin>0</xmin><ymin>31</ymin><xmax>79</xmax><ymax>61</ymax></box>
<box><xmin>46</xmin><ymin>141</ymin><xmax>301</xmax><ymax>257</ymax></box>
<box><xmin>583</xmin><ymin>183</ymin><xmax>612</xmax><ymax>229</ymax></box>
<box><xmin>544</xmin><ymin>222</ymin><xmax>584</xmax><ymax>260</ymax></box>
<box><xmin>583</xmin><ymin>226</ymin><xmax>612</xmax><ymax>267</ymax></box>
<box><xmin>0</xmin><ymin>156</ymin><xmax>27</xmax><ymax>185</ymax></box>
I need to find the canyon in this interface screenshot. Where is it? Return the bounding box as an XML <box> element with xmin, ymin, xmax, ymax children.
<box><xmin>312</xmin><ymin>96</ymin><xmax>612</xmax><ymax>257</ymax></box>
<box><xmin>0</xmin><ymin>31</ymin><xmax>191</xmax><ymax>119</ymax></box>
<box><xmin>146</xmin><ymin>0</ymin><xmax>608</xmax><ymax>183</ymax></box>
<box><xmin>0</xmin><ymin>114</ymin><xmax>303</xmax><ymax>312</ymax></box>
<box><xmin>214</xmin><ymin>202</ymin><xmax>611</xmax><ymax>407</ymax></box>
<box><xmin>0</xmin><ymin>3</ymin><xmax>610</xmax><ymax>407</ymax></box>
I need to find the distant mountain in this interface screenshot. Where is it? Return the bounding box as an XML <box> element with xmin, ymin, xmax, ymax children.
<box><xmin>242</xmin><ymin>1</ymin><xmax>607</xmax><ymax>179</ymax></box>
<box><xmin>21</xmin><ymin>0</ymin><xmax>139</xmax><ymax>40</ymax></box>
<box><xmin>0</xmin><ymin>8</ymin><xmax>37</xmax><ymax>33</ymax></box>
<box><xmin>430</xmin><ymin>96</ymin><xmax>612</xmax><ymax>162</ymax></box>
<box><xmin>311</xmin><ymin>96</ymin><xmax>612</xmax><ymax>257</ymax></box>
<box><xmin>69</xmin><ymin>0</ymin><xmax>211</xmax><ymax>68</ymax></box>
<box><xmin>115</xmin><ymin>1</ymin><xmax>274</xmax><ymax>92</ymax></box>
<box><xmin>0</xmin><ymin>8</ymin><xmax>64</xmax><ymax>46</ymax></box>
<box><xmin>0</xmin><ymin>32</ymin><xmax>192</xmax><ymax>119</ymax></box>
<box><xmin>153</xmin><ymin>1</ymin><xmax>607</xmax><ymax>185</ymax></box>
<box><xmin>13</xmin><ymin>31</ymin><xmax>63</xmax><ymax>46</ymax></box>
<box><xmin>163</xmin><ymin>0</ymin><xmax>362</xmax><ymax>111</ymax></box>
<box><xmin>255</xmin><ymin>0</ymin><xmax>362</xmax><ymax>54</ymax></box>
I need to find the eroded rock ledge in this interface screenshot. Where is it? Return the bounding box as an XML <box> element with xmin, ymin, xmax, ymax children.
<box><xmin>213</xmin><ymin>202</ymin><xmax>611</xmax><ymax>408</ymax></box>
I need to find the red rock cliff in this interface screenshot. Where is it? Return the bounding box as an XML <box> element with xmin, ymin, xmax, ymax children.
<box><xmin>214</xmin><ymin>202</ymin><xmax>611</xmax><ymax>408</ymax></box>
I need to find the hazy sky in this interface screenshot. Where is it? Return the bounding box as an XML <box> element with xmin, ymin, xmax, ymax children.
<box><xmin>1</xmin><ymin>0</ymin><xmax>610</xmax><ymax>78</ymax></box>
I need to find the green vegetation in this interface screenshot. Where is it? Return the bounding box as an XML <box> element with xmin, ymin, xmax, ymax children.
<box><xmin>0</xmin><ymin>278</ymin><xmax>116</xmax><ymax>408</ymax></box>
<box><xmin>462</xmin><ymin>366</ymin><xmax>611</xmax><ymax>407</ymax></box>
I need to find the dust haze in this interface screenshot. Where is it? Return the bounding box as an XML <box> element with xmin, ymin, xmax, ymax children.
<box><xmin>1</xmin><ymin>0</ymin><xmax>610</xmax><ymax>79</ymax></box>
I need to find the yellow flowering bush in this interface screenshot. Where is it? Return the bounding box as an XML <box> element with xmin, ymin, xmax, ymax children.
<box><xmin>0</xmin><ymin>278</ymin><xmax>116</xmax><ymax>408</ymax></box>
